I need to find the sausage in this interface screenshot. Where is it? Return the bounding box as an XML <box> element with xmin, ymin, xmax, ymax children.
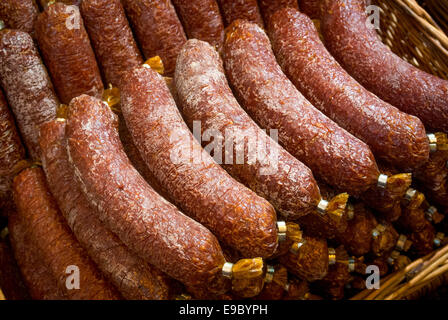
<box><xmin>121</xmin><ymin>65</ymin><xmax>278</xmax><ymax>258</ymax></box>
<box><xmin>175</xmin><ymin>39</ymin><xmax>323</xmax><ymax>221</ymax></box>
<box><xmin>121</xmin><ymin>0</ymin><xmax>186</xmax><ymax>77</ymax></box>
<box><xmin>217</xmin><ymin>0</ymin><xmax>264</xmax><ymax>27</ymax></box>
<box><xmin>397</xmin><ymin>190</ymin><xmax>428</xmax><ymax>232</ymax></box>
<box><xmin>0</xmin><ymin>0</ymin><xmax>39</xmax><ymax>35</ymax></box>
<box><xmin>0</xmin><ymin>88</ymin><xmax>26</xmax><ymax>212</ymax></box>
<box><xmin>0</xmin><ymin>236</ymin><xmax>30</xmax><ymax>300</ymax></box>
<box><xmin>267</xmin><ymin>8</ymin><xmax>430</xmax><ymax>172</ymax></box>
<box><xmin>223</xmin><ymin>20</ymin><xmax>379</xmax><ymax>196</ymax></box>
<box><xmin>40</xmin><ymin>119</ymin><xmax>176</xmax><ymax>300</ymax></box>
<box><xmin>80</xmin><ymin>0</ymin><xmax>143</xmax><ymax>88</ymax></box>
<box><xmin>171</xmin><ymin>0</ymin><xmax>225</xmax><ymax>52</ymax></box>
<box><xmin>12</xmin><ymin>167</ymin><xmax>120</xmax><ymax>299</ymax></box>
<box><xmin>39</xmin><ymin>0</ymin><xmax>81</xmax><ymax>9</ymax></box>
<box><xmin>66</xmin><ymin>94</ymin><xmax>230</xmax><ymax>294</ymax></box>
<box><xmin>35</xmin><ymin>3</ymin><xmax>103</xmax><ymax>104</ymax></box>
<box><xmin>258</xmin><ymin>0</ymin><xmax>299</xmax><ymax>23</ymax></box>
<box><xmin>408</xmin><ymin>222</ymin><xmax>438</xmax><ymax>256</ymax></box>
<box><xmin>0</xmin><ymin>29</ymin><xmax>58</xmax><ymax>159</ymax></box>
<box><xmin>9</xmin><ymin>211</ymin><xmax>67</xmax><ymax>300</ymax></box>
<box><xmin>297</xmin><ymin>0</ymin><xmax>320</xmax><ymax>19</ymax></box>
<box><xmin>320</xmin><ymin>0</ymin><xmax>448</xmax><ymax>132</ymax></box>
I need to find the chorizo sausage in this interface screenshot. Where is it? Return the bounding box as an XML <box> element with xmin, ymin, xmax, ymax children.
<box><xmin>80</xmin><ymin>0</ymin><xmax>143</xmax><ymax>88</ymax></box>
<box><xmin>9</xmin><ymin>212</ymin><xmax>67</xmax><ymax>300</ymax></box>
<box><xmin>121</xmin><ymin>65</ymin><xmax>278</xmax><ymax>258</ymax></box>
<box><xmin>223</xmin><ymin>19</ymin><xmax>379</xmax><ymax>196</ymax></box>
<box><xmin>297</xmin><ymin>0</ymin><xmax>320</xmax><ymax>19</ymax></box>
<box><xmin>39</xmin><ymin>0</ymin><xmax>81</xmax><ymax>9</ymax></box>
<box><xmin>66</xmin><ymin>94</ymin><xmax>230</xmax><ymax>294</ymax></box>
<box><xmin>40</xmin><ymin>119</ymin><xmax>175</xmax><ymax>300</ymax></box>
<box><xmin>121</xmin><ymin>0</ymin><xmax>186</xmax><ymax>77</ymax></box>
<box><xmin>0</xmin><ymin>236</ymin><xmax>30</xmax><ymax>300</ymax></box>
<box><xmin>217</xmin><ymin>0</ymin><xmax>264</xmax><ymax>27</ymax></box>
<box><xmin>0</xmin><ymin>88</ymin><xmax>26</xmax><ymax>212</ymax></box>
<box><xmin>0</xmin><ymin>0</ymin><xmax>39</xmax><ymax>35</ymax></box>
<box><xmin>171</xmin><ymin>0</ymin><xmax>225</xmax><ymax>52</ymax></box>
<box><xmin>267</xmin><ymin>8</ymin><xmax>430</xmax><ymax>172</ymax></box>
<box><xmin>320</xmin><ymin>0</ymin><xmax>448</xmax><ymax>133</ymax></box>
<box><xmin>0</xmin><ymin>29</ymin><xmax>58</xmax><ymax>159</ymax></box>
<box><xmin>35</xmin><ymin>3</ymin><xmax>103</xmax><ymax>104</ymax></box>
<box><xmin>258</xmin><ymin>0</ymin><xmax>299</xmax><ymax>24</ymax></box>
<box><xmin>175</xmin><ymin>39</ymin><xmax>323</xmax><ymax>220</ymax></box>
<box><xmin>12</xmin><ymin>167</ymin><xmax>120</xmax><ymax>299</ymax></box>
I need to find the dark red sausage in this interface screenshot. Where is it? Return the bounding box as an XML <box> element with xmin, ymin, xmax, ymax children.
<box><xmin>258</xmin><ymin>0</ymin><xmax>299</xmax><ymax>23</ymax></box>
<box><xmin>121</xmin><ymin>0</ymin><xmax>186</xmax><ymax>77</ymax></box>
<box><xmin>267</xmin><ymin>8</ymin><xmax>430</xmax><ymax>172</ymax></box>
<box><xmin>121</xmin><ymin>65</ymin><xmax>278</xmax><ymax>258</ymax></box>
<box><xmin>39</xmin><ymin>0</ymin><xmax>81</xmax><ymax>9</ymax></box>
<box><xmin>297</xmin><ymin>0</ymin><xmax>320</xmax><ymax>19</ymax></box>
<box><xmin>217</xmin><ymin>0</ymin><xmax>264</xmax><ymax>27</ymax></box>
<box><xmin>35</xmin><ymin>3</ymin><xmax>103</xmax><ymax>104</ymax></box>
<box><xmin>175</xmin><ymin>39</ymin><xmax>325</xmax><ymax>220</ymax></box>
<box><xmin>80</xmin><ymin>0</ymin><xmax>143</xmax><ymax>88</ymax></box>
<box><xmin>40</xmin><ymin>119</ymin><xmax>175</xmax><ymax>300</ymax></box>
<box><xmin>171</xmin><ymin>0</ymin><xmax>225</xmax><ymax>52</ymax></box>
<box><xmin>0</xmin><ymin>0</ymin><xmax>39</xmax><ymax>35</ymax></box>
<box><xmin>223</xmin><ymin>19</ymin><xmax>379</xmax><ymax>196</ymax></box>
<box><xmin>66</xmin><ymin>94</ymin><xmax>229</xmax><ymax>294</ymax></box>
<box><xmin>0</xmin><ymin>29</ymin><xmax>58</xmax><ymax>159</ymax></box>
<box><xmin>320</xmin><ymin>0</ymin><xmax>448</xmax><ymax>132</ymax></box>
<box><xmin>12</xmin><ymin>167</ymin><xmax>120</xmax><ymax>300</ymax></box>
<box><xmin>0</xmin><ymin>89</ymin><xmax>26</xmax><ymax>212</ymax></box>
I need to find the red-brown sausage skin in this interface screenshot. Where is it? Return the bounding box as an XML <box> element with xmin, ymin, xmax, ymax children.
<box><xmin>35</xmin><ymin>3</ymin><xmax>103</xmax><ymax>104</ymax></box>
<box><xmin>121</xmin><ymin>66</ymin><xmax>278</xmax><ymax>257</ymax></box>
<box><xmin>0</xmin><ymin>0</ymin><xmax>39</xmax><ymax>35</ymax></box>
<box><xmin>80</xmin><ymin>0</ymin><xmax>143</xmax><ymax>88</ymax></box>
<box><xmin>40</xmin><ymin>119</ymin><xmax>174</xmax><ymax>300</ymax></box>
<box><xmin>0</xmin><ymin>89</ymin><xmax>26</xmax><ymax>212</ymax></box>
<box><xmin>258</xmin><ymin>0</ymin><xmax>299</xmax><ymax>23</ymax></box>
<box><xmin>175</xmin><ymin>39</ymin><xmax>321</xmax><ymax>219</ymax></box>
<box><xmin>267</xmin><ymin>8</ymin><xmax>430</xmax><ymax>172</ymax></box>
<box><xmin>121</xmin><ymin>0</ymin><xmax>186</xmax><ymax>76</ymax></box>
<box><xmin>217</xmin><ymin>0</ymin><xmax>264</xmax><ymax>27</ymax></box>
<box><xmin>0</xmin><ymin>30</ymin><xmax>58</xmax><ymax>159</ymax></box>
<box><xmin>223</xmin><ymin>20</ymin><xmax>379</xmax><ymax>196</ymax></box>
<box><xmin>11</xmin><ymin>167</ymin><xmax>120</xmax><ymax>300</ymax></box>
<box><xmin>321</xmin><ymin>0</ymin><xmax>448</xmax><ymax>132</ymax></box>
<box><xmin>66</xmin><ymin>94</ymin><xmax>229</xmax><ymax>294</ymax></box>
<box><xmin>171</xmin><ymin>0</ymin><xmax>225</xmax><ymax>52</ymax></box>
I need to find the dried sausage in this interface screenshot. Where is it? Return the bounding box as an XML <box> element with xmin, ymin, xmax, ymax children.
<box><xmin>40</xmin><ymin>119</ymin><xmax>175</xmax><ymax>300</ymax></box>
<box><xmin>0</xmin><ymin>0</ymin><xmax>39</xmax><ymax>35</ymax></box>
<box><xmin>121</xmin><ymin>0</ymin><xmax>186</xmax><ymax>77</ymax></box>
<box><xmin>80</xmin><ymin>0</ymin><xmax>143</xmax><ymax>88</ymax></box>
<box><xmin>0</xmin><ymin>29</ymin><xmax>58</xmax><ymax>159</ymax></box>
<box><xmin>223</xmin><ymin>20</ymin><xmax>379</xmax><ymax>196</ymax></box>
<box><xmin>258</xmin><ymin>0</ymin><xmax>299</xmax><ymax>23</ymax></box>
<box><xmin>320</xmin><ymin>0</ymin><xmax>448</xmax><ymax>132</ymax></box>
<box><xmin>171</xmin><ymin>0</ymin><xmax>225</xmax><ymax>52</ymax></box>
<box><xmin>0</xmin><ymin>89</ymin><xmax>26</xmax><ymax>212</ymax></box>
<box><xmin>217</xmin><ymin>0</ymin><xmax>264</xmax><ymax>27</ymax></box>
<box><xmin>267</xmin><ymin>8</ymin><xmax>430</xmax><ymax>172</ymax></box>
<box><xmin>121</xmin><ymin>65</ymin><xmax>278</xmax><ymax>258</ymax></box>
<box><xmin>11</xmin><ymin>167</ymin><xmax>119</xmax><ymax>299</ymax></box>
<box><xmin>35</xmin><ymin>3</ymin><xmax>103</xmax><ymax>104</ymax></box>
<box><xmin>66</xmin><ymin>94</ymin><xmax>230</xmax><ymax>294</ymax></box>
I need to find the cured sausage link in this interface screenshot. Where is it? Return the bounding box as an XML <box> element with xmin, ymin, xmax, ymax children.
<box><xmin>223</xmin><ymin>19</ymin><xmax>379</xmax><ymax>196</ymax></box>
<box><xmin>267</xmin><ymin>8</ymin><xmax>430</xmax><ymax>172</ymax></box>
<box><xmin>80</xmin><ymin>0</ymin><xmax>143</xmax><ymax>88</ymax></box>
<box><xmin>217</xmin><ymin>0</ymin><xmax>264</xmax><ymax>27</ymax></box>
<box><xmin>35</xmin><ymin>2</ymin><xmax>103</xmax><ymax>104</ymax></box>
<box><xmin>320</xmin><ymin>0</ymin><xmax>448</xmax><ymax>132</ymax></box>
<box><xmin>0</xmin><ymin>29</ymin><xmax>58</xmax><ymax>159</ymax></box>
<box><xmin>121</xmin><ymin>65</ymin><xmax>278</xmax><ymax>258</ymax></box>
<box><xmin>0</xmin><ymin>0</ymin><xmax>39</xmax><ymax>35</ymax></box>
<box><xmin>66</xmin><ymin>94</ymin><xmax>229</xmax><ymax>294</ymax></box>
<box><xmin>11</xmin><ymin>167</ymin><xmax>120</xmax><ymax>299</ymax></box>
<box><xmin>40</xmin><ymin>119</ymin><xmax>174</xmax><ymax>300</ymax></box>
<box><xmin>258</xmin><ymin>0</ymin><xmax>299</xmax><ymax>24</ymax></box>
<box><xmin>121</xmin><ymin>0</ymin><xmax>186</xmax><ymax>76</ymax></box>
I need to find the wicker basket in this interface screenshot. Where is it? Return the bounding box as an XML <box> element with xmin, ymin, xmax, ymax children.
<box><xmin>348</xmin><ymin>0</ymin><xmax>448</xmax><ymax>300</ymax></box>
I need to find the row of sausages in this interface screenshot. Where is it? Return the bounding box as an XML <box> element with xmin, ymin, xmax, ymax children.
<box><xmin>0</xmin><ymin>0</ymin><xmax>446</xmax><ymax>299</ymax></box>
